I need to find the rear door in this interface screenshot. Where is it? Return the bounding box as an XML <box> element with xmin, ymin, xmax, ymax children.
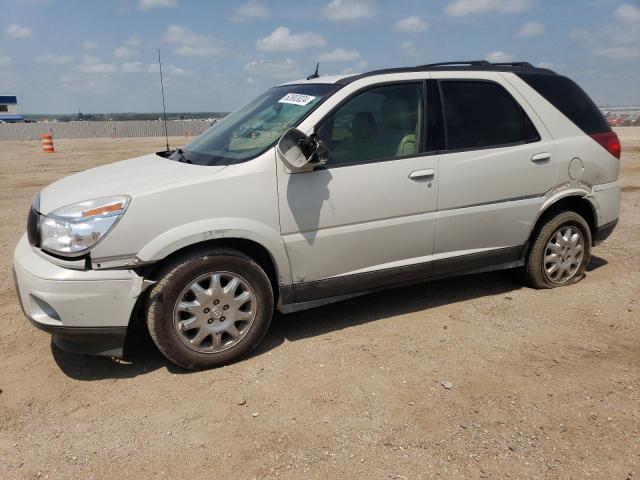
<box><xmin>430</xmin><ymin>71</ymin><xmax>556</xmax><ymax>265</ymax></box>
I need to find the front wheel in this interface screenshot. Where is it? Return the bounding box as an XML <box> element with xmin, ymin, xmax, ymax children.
<box><xmin>146</xmin><ymin>248</ymin><xmax>274</xmax><ymax>370</ymax></box>
<box><xmin>523</xmin><ymin>211</ymin><xmax>592</xmax><ymax>289</ymax></box>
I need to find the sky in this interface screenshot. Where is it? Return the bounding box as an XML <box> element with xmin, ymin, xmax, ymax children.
<box><xmin>1</xmin><ymin>0</ymin><xmax>639</xmax><ymax>113</ymax></box>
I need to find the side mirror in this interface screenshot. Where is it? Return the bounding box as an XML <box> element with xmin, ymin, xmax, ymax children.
<box><xmin>277</xmin><ymin>128</ymin><xmax>327</xmax><ymax>172</ymax></box>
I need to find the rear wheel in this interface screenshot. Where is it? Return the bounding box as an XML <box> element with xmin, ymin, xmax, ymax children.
<box><xmin>146</xmin><ymin>248</ymin><xmax>274</xmax><ymax>370</ymax></box>
<box><xmin>523</xmin><ymin>211</ymin><xmax>592</xmax><ymax>289</ymax></box>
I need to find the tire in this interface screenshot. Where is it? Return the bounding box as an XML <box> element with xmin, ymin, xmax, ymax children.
<box><xmin>523</xmin><ymin>210</ymin><xmax>592</xmax><ymax>289</ymax></box>
<box><xmin>146</xmin><ymin>247</ymin><xmax>274</xmax><ymax>370</ymax></box>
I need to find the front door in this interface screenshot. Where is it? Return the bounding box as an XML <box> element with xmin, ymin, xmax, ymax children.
<box><xmin>276</xmin><ymin>81</ymin><xmax>439</xmax><ymax>302</ymax></box>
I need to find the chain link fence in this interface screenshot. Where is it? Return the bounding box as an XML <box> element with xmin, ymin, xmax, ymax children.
<box><xmin>0</xmin><ymin>120</ymin><xmax>213</xmax><ymax>141</ymax></box>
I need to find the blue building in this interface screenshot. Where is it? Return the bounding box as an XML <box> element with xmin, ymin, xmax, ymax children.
<box><xmin>0</xmin><ymin>95</ymin><xmax>24</xmax><ymax>122</ymax></box>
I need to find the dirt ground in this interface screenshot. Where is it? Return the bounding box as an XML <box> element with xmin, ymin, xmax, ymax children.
<box><xmin>0</xmin><ymin>132</ymin><xmax>638</xmax><ymax>480</ymax></box>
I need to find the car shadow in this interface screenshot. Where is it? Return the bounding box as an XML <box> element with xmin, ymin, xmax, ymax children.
<box><xmin>51</xmin><ymin>318</ymin><xmax>188</xmax><ymax>380</ymax></box>
<box><xmin>586</xmin><ymin>254</ymin><xmax>608</xmax><ymax>272</ymax></box>
<box><xmin>54</xmin><ymin>258</ymin><xmax>609</xmax><ymax>381</ymax></box>
<box><xmin>252</xmin><ymin>270</ymin><xmax>522</xmax><ymax>357</ymax></box>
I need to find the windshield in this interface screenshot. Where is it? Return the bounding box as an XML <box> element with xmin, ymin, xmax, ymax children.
<box><xmin>172</xmin><ymin>84</ymin><xmax>339</xmax><ymax>165</ymax></box>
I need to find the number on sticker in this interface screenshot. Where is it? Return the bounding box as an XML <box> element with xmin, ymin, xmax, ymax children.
<box><xmin>278</xmin><ymin>93</ymin><xmax>316</xmax><ymax>106</ymax></box>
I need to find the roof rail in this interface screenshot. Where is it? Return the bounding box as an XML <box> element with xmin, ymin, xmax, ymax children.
<box><xmin>491</xmin><ymin>62</ymin><xmax>534</xmax><ymax>68</ymax></box>
<box><xmin>421</xmin><ymin>60</ymin><xmax>491</xmax><ymax>67</ymax></box>
<box><xmin>335</xmin><ymin>60</ymin><xmax>556</xmax><ymax>85</ymax></box>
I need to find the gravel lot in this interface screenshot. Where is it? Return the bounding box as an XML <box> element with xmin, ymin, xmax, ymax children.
<box><xmin>1</xmin><ymin>131</ymin><xmax>638</xmax><ymax>479</ymax></box>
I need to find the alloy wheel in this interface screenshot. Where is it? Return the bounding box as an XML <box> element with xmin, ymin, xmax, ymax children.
<box><xmin>172</xmin><ymin>271</ymin><xmax>257</xmax><ymax>353</ymax></box>
<box><xmin>543</xmin><ymin>226</ymin><xmax>584</xmax><ymax>284</ymax></box>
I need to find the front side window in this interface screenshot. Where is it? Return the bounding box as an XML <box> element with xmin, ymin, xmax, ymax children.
<box><xmin>175</xmin><ymin>84</ymin><xmax>338</xmax><ymax>165</ymax></box>
<box><xmin>317</xmin><ymin>82</ymin><xmax>423</xmax><ymax>167</ymax></box>
<box><xmin>441</xmin><ymin>81</ymin><xmax>539</xmax><ymax>150</ymax></box>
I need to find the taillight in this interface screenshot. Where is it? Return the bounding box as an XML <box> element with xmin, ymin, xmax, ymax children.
<box><xmin>590</xmin><ymin>131</ymin><xmax>621</xmax><ymax>160</ymax></box>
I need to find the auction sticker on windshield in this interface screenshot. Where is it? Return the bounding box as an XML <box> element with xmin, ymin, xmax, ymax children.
<box><xmin>278</xmin><ymin>93</ymin><xmax>316</xmax><ymax>106</ymax></box>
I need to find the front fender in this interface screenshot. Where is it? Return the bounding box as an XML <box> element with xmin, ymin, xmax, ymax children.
<box><xmin>136</xmin><ymin>218</ymin><xmax>292</xmax><ymax>285</ymax></box>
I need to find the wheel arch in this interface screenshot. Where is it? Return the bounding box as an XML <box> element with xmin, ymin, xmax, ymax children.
<box><xmin>529</xmin><ymin>192</ymin><xmax>597</xmax><ymax>248</ymax></box>
<box><xmin>136</xmin><ymin>219</ymin><xmax>291</xmax><ymax>285</ymax></box>
<box><xmin>147</xmin><ymin>237</ymin><xmax>283</xmax><ymax>301</ymax></box>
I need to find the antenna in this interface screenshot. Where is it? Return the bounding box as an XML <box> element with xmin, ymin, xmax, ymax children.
<box><xmin>158</xmin><ymin>48</ymin><xmax>170</xmax><ymax>151</ymax></box>
<box><xmin>306</xmin><ymin>62</ymin><xmax>320</xmax><ymax>80</ymax></box>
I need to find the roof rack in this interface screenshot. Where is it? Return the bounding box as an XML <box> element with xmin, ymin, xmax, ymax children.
<box><xmin>490</xmin><ymin>62</ymin><xmax>534</xmax><ymax>68</ymax></box>
<box><xmin>335</xmin><ymin>60</ymin><xmax>555</xmax><ymax>85</ymax></box>
<box><xmin>421</xmin><ymin>60</ymin><xmax>492</xmax><ymax>67</ymax></box>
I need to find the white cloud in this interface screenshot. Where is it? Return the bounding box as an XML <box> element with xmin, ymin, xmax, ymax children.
<box><xmin>398</xmin><ymin>41</ymin><xmax>424</xmax><ymax>57</ymax></box>
<box><xmin>444</xmin><ymin>0</ymin><xmax>533</xmax><ymax>17</ymax></box>
<box><xmin>322</xmin><ymin>0</ymin><xmax>377</xmax><ymax>20</ymax></box>
<box><xmin>114</xmin><ymin>45</ymin><xmax>138</xmax><ymax>58</ymax></box>
<box><xmin>571</xmin><ymin>5</ymin><xmax>640</xmax><ymax>60</ymax></box>
<box><xmin>139</xmin><ymin>0</ymin><xmax>177</xmax><ymax>11</ymax></box>
<box><xmin>614</xmin><ymin>3</ymin><xmax>640</xmax><ymax>23</ymax></box>
<box><xmin>122</xmin><ymin>62</ymin><xmax>156</xmax><ymax>73</ymax></box>
<box><xmin>0</xmin><ymin>49</ymin><xmax>11</xmax><ymax>66</ymax></box>
<box><xmin>256</xmin><ymin>27</ymin><xmax>326</xmax><ymax>51</ymax></box>
<box><xmin>80</xmin><ymin>54</ymin><xmax>100</xmax><ymax>65</ymax></box>
<box><xmin>165</xmin><ymin>25</ymin><xmax>225</xmax><ymax>56</ymax></box>
<box><xmin>6</xmin><ymin>24</ymin><xmax>32</xmax><ymax>39</ymax></box>
<box><xmin>76</xmin><ymin>55</ymin><xmax>117</xmax><ymax>74</ymax></box>
<box><xmin>125</xmin><ymin>34</ymin><xmax>141</xmax><ymax>47</ymax></box>
<box><xmin>60</xmin><ymin>74</ymin><xmax>102</xmax><ymax>92</ymax></box>
<box><xmin>340</xmin><ymin>61</ymin><xmax>368</xmax><ymax>75</ymax></box>
<box><xmin>114</xmin><ymin>35</ymin><xmax>141</xmax><ymax>58</ymax></box>
<box><xmin>231</xmin><ymin>0</ymin><xmax>270</xmax><ymax>20</ymax></box>
<box><xmin>394</xmin><ymin>16</ymin><xmax>429</xmax><ymax>34</ymax></box>
<box><xmin>517</xmin><ymin>21</ymin><xmax>544</xmax><ymax>37</ymax></box>
<box><xmin>82</xmin><ymin>41</ymin><xmax>98</xmax><ymax>50</ymax></box>
<box><xmin>37</xmin><ymin>53</ymin><xmax>74</xmax><ymax>64</ymax></box>
<box><xmin>243</xmin><ymin>58</ymin><xmax>302</xmax><ymax>79</ymax></box>
<box><xmin>593</xmin><ymin>45</ymin><xmax>640</xmax><ymax>60</ymax></box>
<box><xmin>537</xmin><ymin>61</ymin><xmax>554</xmax><ymax>69</ymax></box>
<box><xmin>319</xmin><ymin>48</ymin><xmax>361</xmax><ymax>62</ymax></box>
<box><xmin>76</xmin><ymin>62</ymin><xmax>118</xmax><ymax>74</ymax></box>
<box><xmin>484</xmin><ymin>51</ymin><xmax>515</xmax><ymax>62</ymax></box>
<box><xmin>167</xmin><ymin>65</ymin><xmax>188</xmax><ymax>76</ymax></box>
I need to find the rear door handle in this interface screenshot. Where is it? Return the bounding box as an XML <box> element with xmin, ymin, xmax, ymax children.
<box><xmin>409</xmin><ymin>169</ymin><xmax>435</xmax><ymax>180</ymax></box>
<box><xmin>531</xmin><ymin>152</ymin><xmax>551</xmax><ymax>163</ymax></box>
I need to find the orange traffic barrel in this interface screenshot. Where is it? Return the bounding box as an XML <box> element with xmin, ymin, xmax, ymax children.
<box><xmin>41</xmin><ymin>133</ymin><xmax>55</xmax><ymax>153</ymax></box>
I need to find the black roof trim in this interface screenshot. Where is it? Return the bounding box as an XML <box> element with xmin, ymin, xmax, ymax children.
<box><xmin>336</xmin><ymin>60</ymin><xmax>555</xmax><ymax>85</ymax></box>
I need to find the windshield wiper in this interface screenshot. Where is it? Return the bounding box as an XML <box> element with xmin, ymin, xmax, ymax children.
<box><xmin>173</xmin><ymin>148</ymin><xmax>192</xmax><ymax>163</ymax></box>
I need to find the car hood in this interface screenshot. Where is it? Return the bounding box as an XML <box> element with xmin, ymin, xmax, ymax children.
<box><xmin>38</xmin><ymin>153</ymin><xmax>227</xmax><ymax>215</ymax></box>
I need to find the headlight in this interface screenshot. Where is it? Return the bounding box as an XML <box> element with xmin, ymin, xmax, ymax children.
<box><xmin>39</xmin><ymin>196</ymin><xmax>130</xmax><ymax>256</ymax></box>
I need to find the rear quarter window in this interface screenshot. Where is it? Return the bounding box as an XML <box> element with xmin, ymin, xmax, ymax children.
<box><xmin>517</xmin><ymin>73</ymin><xmax>610</xmax><ymax>135</ymax></box>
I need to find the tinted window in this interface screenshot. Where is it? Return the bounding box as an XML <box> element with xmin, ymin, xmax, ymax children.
<box><xmin>441</xmin><ymin>81</ymin><xmax>538</xmax><ymax>150</ymax></box>
<box><xmin>317</xmin><ymin>83</ymin><xmax>423</xmax><ymax>166</ymax></box>
<box><xmin>517</xmin><ymin>73</ymin><xmax>610</xmax><ymax>134</ymax></box>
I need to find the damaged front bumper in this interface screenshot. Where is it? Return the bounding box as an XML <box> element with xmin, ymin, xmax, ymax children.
<box><xmin>13</xmin><ymin>234</ymin><xmax>147</xmax><ymax>357</ymax></box>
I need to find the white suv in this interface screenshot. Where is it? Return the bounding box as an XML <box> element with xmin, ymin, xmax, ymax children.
<box><xmin>13</xmin><ymin>61</ymin><xmax>621</xmax><ymax>369</ymax></box>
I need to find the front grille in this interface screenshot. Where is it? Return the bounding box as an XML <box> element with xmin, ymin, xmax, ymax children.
<box><xmin>27</xmin><ymin>207</ymin><xmax>40</xmax><ymax>247</ymax></box>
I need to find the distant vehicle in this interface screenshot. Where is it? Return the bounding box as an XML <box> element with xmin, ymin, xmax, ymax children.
<box><xmin>607</xmin><ymin>116</ymin><xmax>624</xmax><ymax>127</ymax></box>
<box><xmin>14</xmin><ymin>60</ymin><xmax>621</xmax><ymax>369</ymax></box>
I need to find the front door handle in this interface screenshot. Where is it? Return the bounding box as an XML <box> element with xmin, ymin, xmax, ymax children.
<box><xmin>531</xmin><ymin>152</ymin><xmax>551</xmax><ymax>164</ymax></box>
<box><xmin>409</xmin><ymin>169</ymin><xmax>435</xmax><ymax>180</ymax></box>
